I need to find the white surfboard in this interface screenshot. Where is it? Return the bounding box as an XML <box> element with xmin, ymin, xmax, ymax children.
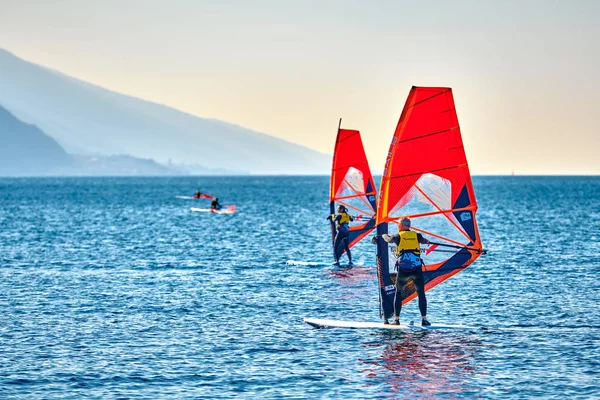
<box><xmin>303</xmin><ymin>317</ymin><xmax>476</xmax><ymax>331</ymax></box>
<box><xmin>177</xmin><ymin>195</ymin><xmax>213</xmax><ymax>200</ymax></box>
<box><xmin>190</xmin><ymin>205</ymin><xmax>236</xmax><ymax>215</ymax></box>
<box><xmin>286</xmin><ymin>260</ymin><xmax>362</xmax><ymax>267</ymax></box>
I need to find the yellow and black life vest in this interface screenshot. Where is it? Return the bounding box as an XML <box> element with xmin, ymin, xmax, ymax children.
<box><xmin>337</xmin><ymin>212</ymin><xmax>351</xmax><ymax>226</ymax></box>
<box><xmin>394</xmin><ymin>230</ymin><xmax>421</xmax><ymax>258</ymax></box>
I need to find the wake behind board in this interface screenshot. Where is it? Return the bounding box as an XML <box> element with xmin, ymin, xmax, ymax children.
<box><xmin>304</xmin><ymin>317</ymin><xmax>476</xmax><ymax>331</ymax></box>
<box><xmin>190</xmin><ymin>205</ymin><xmax>236</xmax><ymax>215</ymax></box>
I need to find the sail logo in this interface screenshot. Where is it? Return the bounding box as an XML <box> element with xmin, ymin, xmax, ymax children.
<box><xmin>460</xmin><ymin>212</ymin><xmax>472</xmax><ymax>222</ymax></box>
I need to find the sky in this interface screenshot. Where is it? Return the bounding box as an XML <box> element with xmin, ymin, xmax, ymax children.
<box><xmin>0</xmin><ymin>0</ymin><xmax>599</xmax><ymax>174</ymax></box>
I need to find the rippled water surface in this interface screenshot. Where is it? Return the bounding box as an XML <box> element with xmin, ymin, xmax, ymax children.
<box><xmin>1</xmin><ymin>176</ymin><xmax>599</xmax><ymax>399</ymax></box>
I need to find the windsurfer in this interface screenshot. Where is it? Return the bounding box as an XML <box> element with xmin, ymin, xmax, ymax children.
<box><xmin>193</xmin><ymin>190</ymin><xmax>202</xmax><ymax>199</ymax></box>
<box><xmin>327</xmin><ymin>205</ymin><xmax>354</xmax><ymax>266</ymax></box>
<box><xmin>380</xmin><ymin>217</ymin><xmax>431</xmax><ymax>326</ymax></box>
<box><xmin>210</xmin><ymin>197</ymin><xmax>222</xmax><ymax>210</ymax></box>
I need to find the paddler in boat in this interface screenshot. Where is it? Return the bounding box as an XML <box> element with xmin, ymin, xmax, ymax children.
<box><xmin>380</xmin><ymin>217</ymin><xmax>431</xmax><ymax>326</ymax></box>
<box><xmin>210</xmin><ymin>197</ymin><xmax>222</xmax><ymax>210</ymax></box>
<box><xmin>327</xmin><ymin>205</ymin><xmax>354</xmax><ymax>266</ymax></box>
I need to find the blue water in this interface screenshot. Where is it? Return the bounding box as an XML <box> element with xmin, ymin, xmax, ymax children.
<box><xmin>1</xmin><ymin>176</ymin><xmax>599</xmax><ymax>399</ymax></box>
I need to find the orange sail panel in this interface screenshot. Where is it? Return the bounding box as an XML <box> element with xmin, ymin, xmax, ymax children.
<box><xmin>375</xmin><ymin>87</ymin><xmax>484</xmax><ymax>319</ymax></box>
<box><xmin>329</xmin><ymin>127</ymin><xmax>377</xmax><ymax>256</ymax></box>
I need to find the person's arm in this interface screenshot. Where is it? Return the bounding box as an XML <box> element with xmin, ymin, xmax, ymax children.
<box><xmin>382</xmin><ymin>234</ymin><xmax>400</xmax><ymax>246</ymax></box>
<box><xmin>326</xmin><ymin>214</ymin><xmax>341</xmax><ymax>222</ymax></box>
<box><xmin>349</xmin><ymin>215</ymin><xmax>354</xmax><ymax>222</ymax></box>
<box><xmin>371</xmin><ymin>233</ymin><xmax>399</xmax><ymax>245</ymax></box>
<box><xmin>417</xmin><ymin>233</ymin><xmax>430</xmax><ymax>245</ymax></box>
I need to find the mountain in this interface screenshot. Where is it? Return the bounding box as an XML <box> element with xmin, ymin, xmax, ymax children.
<box><xmin>0</xmin><ymin>104</ymin><xmax>70</xmax><ymax>175</ymax></box>
<box><xmin>68</xmin><ymin>154</ymin><xmax>187</xmax><ymax>176</ymax></box>
<box><xmin>0</xmin><ymin>48</ymin><xmax>330</xmax><ymax>175</ymax></box>
<box><xmin>0</xmin><ymin>104</ymin><xmax>196</xmax><ymax>176</ymax></box>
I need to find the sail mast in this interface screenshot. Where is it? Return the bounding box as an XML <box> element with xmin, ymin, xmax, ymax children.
<box><xmin>329</xmin><ymin>119</ymin><xmax>342</xmax><ymax>256</ymax></box>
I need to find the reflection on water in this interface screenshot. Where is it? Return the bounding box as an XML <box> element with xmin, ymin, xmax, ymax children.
<box><xmin>360</xmin><ymin>331</ymin><xmax>482</xmax><ymax>398</ymax></box>
<box><xmin>328</xmin><ymin>266</ymin><xmax>375</xmax><ymax>284</ymax></box>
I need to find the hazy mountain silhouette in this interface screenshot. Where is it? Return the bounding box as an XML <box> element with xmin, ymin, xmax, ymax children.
<box><xmin>0</xmin><ymin>48</ymin><xmax>330</xmax><ymax>174</ymax></box>
<box><xmin>0</xmin><ymin>104</ymin><xmax>204</xmax><ymax>176</ymax></box>
<box><xmin>0</xmin><ymin>104</ymin><xmax>70</xmax><ymax>175</ymax></box>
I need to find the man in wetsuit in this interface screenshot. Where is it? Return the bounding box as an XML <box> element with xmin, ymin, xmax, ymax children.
<box><xmin>210</xmin><ymin>197</ymin><xmax>222</xmax><ymax>210</ymax></box>
<box><xmin>327</xmin><ymin>205</ymin><xmax>354</xmax><ymax>266</ymax></box>
<box><xmin>382</xmin><ymin>217</ymin><xmax>431</xmax><ymax>326</ymax></box>
<box><xmin>193</xmin><ymin>190</ymin><xmax>202</xmax><ymax>199</ymax></box>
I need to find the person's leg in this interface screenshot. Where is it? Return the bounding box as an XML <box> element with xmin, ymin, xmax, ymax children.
<box><xmin>333</xmin><ymin>232</ymin><xmax>343</xmax><ymax>264</ymax></box>
<box><xmin>413</xmin><ymin>269</ymin><xmax>429</xmax><ymax>325</ymax></box>
<box><xmin>343</xmin><ymin>233</ymin><xmax>352</xmax><ymax>263</ymax></box>
<box><xmin>392</xmin><ymin>273</ymin><xmax>409</xmax><ymax>324</ymax></box>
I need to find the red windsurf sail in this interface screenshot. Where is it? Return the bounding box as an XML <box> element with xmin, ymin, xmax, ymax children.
<box><xmin>374</xmin><ymin>87</ymin><xmax>485</xmax><ymax>319</ymax></box>
<box><xmin>329</xmin><ymin>120</ymin><xmax>377</xmax><ymax>257</ymax></box>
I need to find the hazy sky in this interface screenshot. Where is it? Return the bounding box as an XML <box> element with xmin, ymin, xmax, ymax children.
<box><xmin>1</xmin><ymin>0</ymin><xmax>599</xmax><ymax>174</ymax></box>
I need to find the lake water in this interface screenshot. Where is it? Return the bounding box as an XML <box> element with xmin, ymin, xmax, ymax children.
<box><xmin>1</xmin><ymin>176</ymin><xmax>599</xmax><ymax>398</ymax></box>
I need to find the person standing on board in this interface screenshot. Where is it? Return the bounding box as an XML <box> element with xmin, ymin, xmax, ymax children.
<box><xmin>193</xmin><ymin>189</ymin><xmax>202</xmax><ymax>199</ymax></box>
<box><xmin>210</xmin><ymin>197</ymin><xmax>222</xmax><ymax>210</ymax></box>
<box><xmin>327</xmin><ymin>205</ymin><xmax>354</xmax><ymax>266</ymax></box>
<box><xmin>381</xmin><ymin>217</ymin><xmax>431</xmax><ymax>326</ymax></box>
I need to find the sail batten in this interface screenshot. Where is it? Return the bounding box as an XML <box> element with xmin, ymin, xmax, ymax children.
<box><xmin>397</xmin><ymin>127</ymin><xmax>456</xmax><ymax>144</ymax></box>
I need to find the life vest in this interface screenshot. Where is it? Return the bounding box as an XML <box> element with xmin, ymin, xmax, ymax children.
<box><xmin>337</xmin><ymin>212</ymin><xmax>351</xmax><ymax>225</ymax></box>
<box><xmin>335</xmin><ymin>212</ymin><xmax>351</xmax><ymax>232</ymax></box>
<box><xmin>394</xmin><ymin>230</ymin><xmax>422</xmax><ymax>271</ymax></box>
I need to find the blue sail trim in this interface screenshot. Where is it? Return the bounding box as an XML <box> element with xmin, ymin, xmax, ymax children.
<box><xmin>452</xmin><ymin>184</ymin><xmax>476</xmax><ymax>242</ymax></box>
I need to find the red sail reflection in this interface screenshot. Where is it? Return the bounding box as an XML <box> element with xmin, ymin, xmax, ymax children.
<box><xmin>360</xmin><ymin>332</ymin><xmax>481</xmax><ymax>397</ymax></box>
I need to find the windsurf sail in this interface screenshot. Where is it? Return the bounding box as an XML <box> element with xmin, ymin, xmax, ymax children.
<box><xmin>329</xmin><ymin>119</ymin><xmax>377</xmax><ymax>257</ymax></box>
<box><xmin>375</xmin><ymin>87</ymin><xmax>485</xmax><ymax>319</ymax></box>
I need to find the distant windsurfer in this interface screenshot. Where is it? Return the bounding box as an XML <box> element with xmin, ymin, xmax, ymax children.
<box><xmin>327</xmin><ymin>205</ymin><xmax>354</xmax><ymax>266</ymax></box>
<box><xmin>379</xmin><ymin>217</ymin><xmax>431</xmax><ymax>326</ymax></box>
<box><xmin>210</xmin><ymin>197</ymin><xmax>222</xmax><ymax>210</ymax></box>
<box><xmin>193</xmin><ymin>190</ymin><xmax>202</xmax><ymax>199</ymax></box>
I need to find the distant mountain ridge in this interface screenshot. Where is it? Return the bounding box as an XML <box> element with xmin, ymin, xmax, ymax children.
<box><xmin>0</xmin><ymin>48</ymin><xmax>330</xmax><ymax>175</ymax></box>
<box><xmin>0</xmin><ymin>104</ymin><xmax>206</xmax><ymax>176</ymax></box>
<box><xmin>0</xmin><ymin>104</ymin><xmax>70</xmax><ymax>175</ymax></box>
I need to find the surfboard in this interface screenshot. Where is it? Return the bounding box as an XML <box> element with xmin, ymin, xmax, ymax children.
<box><xmin>190</xmin><ymin>205</ymin><xmax>236</xmax><ymax>214</ymax></box>
<box><xmin>176</xmin><ymin>194</ymin><xmax>213</xmax><ymax>200</ymax></box>
<box><xmin>303</xmin><ymin>317</ymin><xmax>476</xmax><ymax>331</ymax></box>
<box><xmin>286</xmin><ymin>260</ymin><xmax>363</xmax><ymax>267</ymax></box>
